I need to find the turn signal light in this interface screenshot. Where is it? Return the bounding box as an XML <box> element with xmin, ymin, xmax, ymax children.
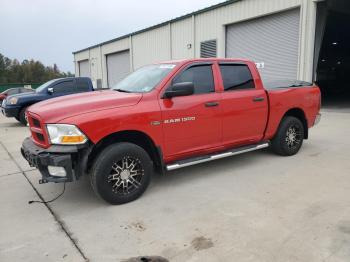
<box><xmin>61</xmin><ymin>136</ymin><xmax>86</xmax><ymax>143</ymax></box>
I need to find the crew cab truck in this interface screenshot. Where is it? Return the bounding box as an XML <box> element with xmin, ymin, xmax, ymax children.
<box><xmin>21</xmin><ymin>59</ymin><xmax>321</xmax><ymax>205</ymax></box>
<box><xmin>1</xmin><ymin>77</ymin><xmax>93</xmax><ymax>125</ymax></box>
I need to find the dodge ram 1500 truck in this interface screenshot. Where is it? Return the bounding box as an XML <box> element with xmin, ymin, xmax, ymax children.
<box><xmin>21</xmin><ymin>59</ymin><xmax>321</xmax><ymax>204</ymax></box>
<box><xmin>1</xmin><ymin>77</ymin><xmax>94</xmax><ymax>125</ymax></box>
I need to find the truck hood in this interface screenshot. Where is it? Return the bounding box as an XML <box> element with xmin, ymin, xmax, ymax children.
<box><xmin>6</xmin><ymin>90</ymin><xmax>36</xmax><ymax>100</ymax></box>
<box><xmin>28</xmin><ymin>90</ymin><xmax>143</xmax><ymax>123</ymax></box>
<box><xmin>8</xmin><ymin>91</ymin><xmax>35</xmax><ymax>99</ymax></box>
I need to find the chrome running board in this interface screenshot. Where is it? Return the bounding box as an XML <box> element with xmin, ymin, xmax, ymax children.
<box><xmin>166</xmin><ymin>142</ymin><xmax>269</xmax><ymax>171</ymax></box>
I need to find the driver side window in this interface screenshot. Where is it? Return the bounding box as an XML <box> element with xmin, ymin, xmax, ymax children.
<box><xmin>173</xmin><ymin>65</ymin><xmax>215</xmax><ymax>94</ymax></box>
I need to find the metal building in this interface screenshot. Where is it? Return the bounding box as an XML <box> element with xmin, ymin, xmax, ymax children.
<box><xmin>73</xmin><ymin>0</ymin><xmax>350</xmax><ymax>102</ymax></box>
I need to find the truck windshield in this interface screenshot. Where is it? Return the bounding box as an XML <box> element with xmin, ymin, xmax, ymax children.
<box><xmin>35</xmin><ymin>79</ymin><xmax>57</xmax><ymax>93</ymax></box>
<box><xmin>112</xmin><ymin>64</ymin><xmax>176</xmax><ymax>93</ymax></box>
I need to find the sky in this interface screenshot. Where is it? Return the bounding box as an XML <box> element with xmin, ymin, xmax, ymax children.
<box><xmin>0</xmin><ymin>0</ymin><xmax>224</xmax><ymax>73</ymax></box>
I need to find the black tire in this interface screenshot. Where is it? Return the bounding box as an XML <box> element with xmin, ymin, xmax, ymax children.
<box><xmin>19</xmin><ymin>107</ymin><xmax>28</xmax><ymax>125</ymax></box>
<box><xmin>90</xmin><ymin>142</ymin><xmax>153</xmax><ymax>205</ymax></box>
<box><xmin>15</xmin><ymin>116</ymin><xmax>20</xmax><ymax>122</ymax></box>
<box><xmin>271</xmin><ymin>116</ymin><xmax>304</xmax><ymax>156</ymax></box>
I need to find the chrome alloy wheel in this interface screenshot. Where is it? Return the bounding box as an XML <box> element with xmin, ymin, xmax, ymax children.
<box><xmin>107</xmin><ymin>156</ymin><xmax>144</xmax><ymax>195</ymax></box>
<box><xmin>285</xmin><ymin>125</ymin><xmax>302</xmax><ymax>149</ymax></box>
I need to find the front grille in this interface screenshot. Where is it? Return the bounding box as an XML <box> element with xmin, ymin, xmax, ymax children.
<box><xmin>27</xmin><ymin>113</ymin><xmax>49</xmax><ymax>148</ymax></box>
<box><xmin>35</xmin><ymin>133</ymin><xmax>45</xmax><ymax>142</ymax></box>
<box><xmin>32</xmin><ymin>118</ymin><xmax>41</xmax><ymax>128</ymax></box>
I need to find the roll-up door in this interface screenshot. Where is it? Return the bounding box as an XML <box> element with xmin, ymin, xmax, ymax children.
<box><xmin>106</xmin><ymin>50</ymin><xmax>130</xmax><ymax>88</ymax></box>
<box><xmin>226</xmin><ymin>8</ymin><xmax>300</xmax><ymax>81</ymax></box>
<box><xmin>78</xmin><ymin>60</ymin><xmax>90</xmax><ymax>77</ymax></box>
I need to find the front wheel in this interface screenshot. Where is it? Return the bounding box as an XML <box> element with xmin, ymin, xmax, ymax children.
<box><xmin>19</xmin><ymin>107</ymin><xmax>28</xmax><ymax>125</ymax></box>
<box><xmin>90</xmin><ymin>142</ymin><xmax>152</xmax><ymax>205</ymax></box>
<box><xmin>271</xmin><ymin>116</ymin><xmax>304</xmax><ymax>156</ymax></box>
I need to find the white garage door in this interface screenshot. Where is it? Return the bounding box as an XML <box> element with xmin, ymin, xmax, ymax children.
<box><xmin>226</xmin><ymin>8</ymin><xmax>300</xmax><ymax>81</ymax></box>
<box><xmin>106</xmin><ymin>50</ymin><xmax>130</xmax><ymax>88</ymax></box>
<box><xmin>78</xmin><ymin>60</ymin><xmax>90</xmax><ymax>77</ymax></box>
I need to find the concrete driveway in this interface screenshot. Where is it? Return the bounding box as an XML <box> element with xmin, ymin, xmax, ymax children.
<box><xmin>0</xmin><ymin>110</ymin><xmax>350</xmax><ymax>262</ymax></box>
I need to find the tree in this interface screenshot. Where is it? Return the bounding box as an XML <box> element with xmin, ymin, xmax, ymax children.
<box><xmin>0</xmin><ymin>53</ymin><xmax>75</xmax><ymax>84</ymax></box>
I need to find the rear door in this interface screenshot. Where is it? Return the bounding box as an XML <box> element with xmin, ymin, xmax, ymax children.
<box><xmin>51</xmin><ymin>80</ymin><xmax>75</xmax><ymax>97</ymax></box>
<box><xmin>219</xmin><ymin>63</ymin><xmax>268</xmax><ymax>146</ymax></box>
<box><xmin>160</xmin><ymin>63</ymin><xmax>222</xmax><ymax>159</ymax></box>
<box><xmin>75</xmin><ymin>78</ymin><xmax>92</xmax><ymax>93</ymax></box>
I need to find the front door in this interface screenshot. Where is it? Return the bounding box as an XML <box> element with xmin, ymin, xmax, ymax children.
<box><xmin>160</xmin><ymin>63</ymin><xmax>222</xmax><ymax>160</ymax></box>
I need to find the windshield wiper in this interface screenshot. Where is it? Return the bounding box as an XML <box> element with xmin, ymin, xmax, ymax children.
<box><xmin>114</xmin><ymin>89</ymin><xmax>132</xmax><ymax>93</ymax></box>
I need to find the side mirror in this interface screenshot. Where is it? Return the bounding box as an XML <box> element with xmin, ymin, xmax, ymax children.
<box><xmin>164</xmin><ymin>82</ymin><xmax>194</xmax><ymax>98</ymax></box>
<box><xmin>47</xmin><ymin>87</ymin><xmax>54</xmax><ymax>94</ymax></box>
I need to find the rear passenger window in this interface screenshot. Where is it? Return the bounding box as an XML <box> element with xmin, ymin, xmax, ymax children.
<box><xmin>173</xmin><ymin>65</ymin><xmax>215</xmax><ymax>94</ymax></box>
<box><xmin>219</xmin><ymin>64</ymin><xmax>255</xmax><ymax>91</ymax></box>
<box><xmin>76</xmin><ymin>79</ymin><xmax>90</xmax><ymax>92</ymax></box>
<box><xmin>53</xmin><ymin>81</ymin><xmax>74</xmax><ymax>93</ymax></box>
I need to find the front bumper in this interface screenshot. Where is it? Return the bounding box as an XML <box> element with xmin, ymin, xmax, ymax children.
<box><xmin>21</xmin><ymin>137</ymin><xmax>89</xmax><ymax>183</ymax></box>
<box><xmin>1</xmin><ymin>104</ymin><xmax>21</xmax><ymax>118</ymax></box>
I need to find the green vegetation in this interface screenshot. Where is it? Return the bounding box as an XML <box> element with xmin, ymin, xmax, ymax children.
<box><xmin>0</xmin><ymin>53</ymin><xmax>74</xmax><ymax>84</ymax></box>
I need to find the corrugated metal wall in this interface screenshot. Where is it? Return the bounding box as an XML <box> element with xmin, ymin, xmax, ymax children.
<box><xmin>89</xmin><ymin>47</ymin><xmax>101</xmax><ymax>88</ymax></box>
<box><xmin>74</xmin><ymin>0</ymin><xmax>319</xmax><ymax>87</ymax></box>
<box><xmin>171</xmin><ymin>17</ymin><xmax>193</xmax><ymax>60</ymax></box>
<box><xmin>132</xmin><ymin>25</ymin><xmax>171</xmax><ymax>69</ymax></box>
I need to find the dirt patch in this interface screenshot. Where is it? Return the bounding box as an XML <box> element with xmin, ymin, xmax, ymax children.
<box><xmin>121</xmin><ymin>256</ymin><xmax>169</xmax><ymax>262</ymax></box>
<box><xmin>309</xmin><ymin>152</ymin><xmax>321</xmax><ymax>157</ymax></box>
<box><xmin>304</xmin><ymin>203</ymin><xmax>326</xmax><ymax>218</ymax></box>
<box><xmin>191</xmin><ymin>236</ymin><xmax>214</xmax><ymax>251</ymax></box>
<box><xmin>121</xmin><ymin>221</ymin><xmax>147</xmax><ymax>232</ymax></box>
<box><xmin>130</xmin><ymin>221</ymin><xmax>146</xmax><ymax>232</ymax></box>
<box><xmin>339</xmin><ymin>221</ymin><xmax>350</xmax><ymax>235</ymax></box>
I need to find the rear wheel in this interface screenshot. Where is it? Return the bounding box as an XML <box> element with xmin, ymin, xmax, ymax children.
<box><xmin>19</xmin><ymin>107</ymin><xmax>28</xmax><ymax>126</ymax></box>
<box><xmin>90</xmin><ymin>142</ymin><xmax>152</xmax><ymax>205</ymax></box>
<box><xmin>271</xmin><ymin>116</ymin><xmax>304</xmax><ymax>156</ymax></box>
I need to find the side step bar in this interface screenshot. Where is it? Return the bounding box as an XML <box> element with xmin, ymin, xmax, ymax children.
<box><xmin>166</xmin><ymin>142</ymin><xmax>269</xmax><ymax>171</ymax></box>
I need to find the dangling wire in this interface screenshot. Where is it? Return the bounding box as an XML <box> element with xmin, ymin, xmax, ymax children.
<box><xmin>28</xmin><ymin>182</ymin><xmax>66</xmax><ymax>204</ymax></box>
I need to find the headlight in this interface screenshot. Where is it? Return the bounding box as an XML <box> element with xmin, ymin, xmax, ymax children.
<box><xmin>46</xmin><ymin>124</ymin><xmax>87</xmax><ymax>145</ymax></box>
<box><xmin>9</xmin><ymin>97</ymin><xmax>18</xmax><ymax>105</ymax></box>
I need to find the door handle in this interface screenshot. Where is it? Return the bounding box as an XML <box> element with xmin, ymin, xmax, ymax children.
<box><xmin>205</xmin><ymin>101</ymin><xmax>219</xmax><ymax>107</ymax></box>
<box><xmin>253</xmin><ymin>97</ymin><xmax>265</xmax><ymax>102</ymax></box>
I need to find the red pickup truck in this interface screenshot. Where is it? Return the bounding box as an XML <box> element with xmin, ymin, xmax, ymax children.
<box><xmin>21</xmin><ymin>58</ymin><xmax>321</xmax><ymax>204</ymax></box>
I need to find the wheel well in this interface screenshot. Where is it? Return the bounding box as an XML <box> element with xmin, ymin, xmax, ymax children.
<box><xmin>87</xmin><ymin>130</ymin><xmax>163</xmax><ymax>173</ymax></box>
<box><xmin>283</xmin><ymin>108</ymin><xmax>308</xmax><ymax>139</ymax></box>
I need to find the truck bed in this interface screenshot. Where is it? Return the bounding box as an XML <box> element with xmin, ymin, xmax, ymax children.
<box><xmin>263</xmin><ymin>82</ymin><xmax>321</xmax><ymax>140</ymax></box>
